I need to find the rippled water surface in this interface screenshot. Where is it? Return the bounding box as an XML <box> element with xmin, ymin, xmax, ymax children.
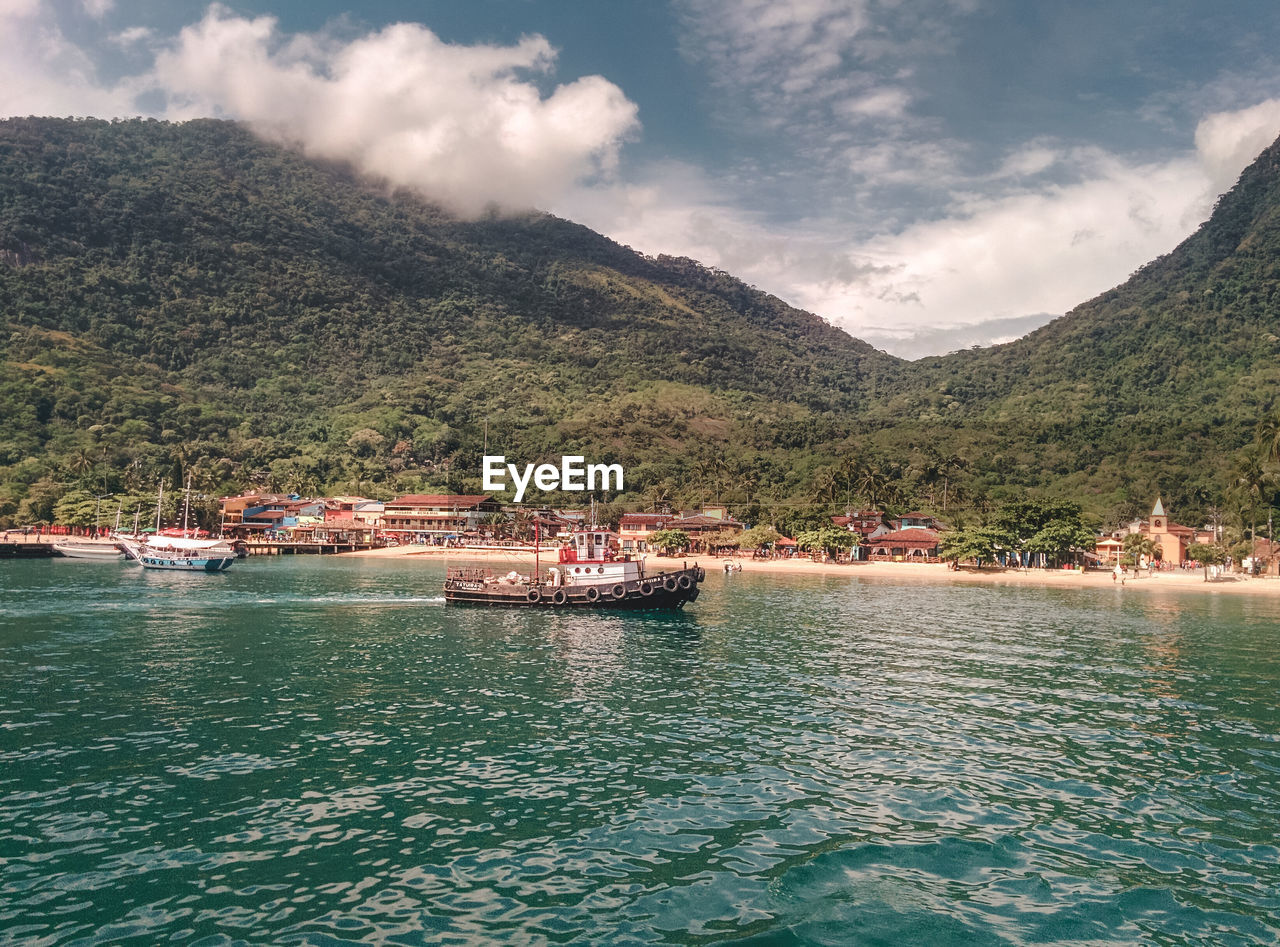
<box><xmin>2</xmin><ymin>558</ymin><xmax>1279</xmax><ymax>944</ymax></box>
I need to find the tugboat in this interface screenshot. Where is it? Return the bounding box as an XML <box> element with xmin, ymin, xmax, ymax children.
<box><xmin>445</xmin><ymin>527</ymin><xmax>704</xmax><ymax>609</ymax></box>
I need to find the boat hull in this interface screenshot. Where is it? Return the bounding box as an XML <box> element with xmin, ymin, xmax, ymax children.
<box><xmin>53</xmin><ymin>542</ymin><xmax>125</xmax><ymax>560</ymax></box>
<box><xmin>139</xmin><ymin>554</ymin><xmax>235</xmax><ymax>571</ymax></box>
<box><xmin>445</xmin><ymin>566</ymin><xmax>704</xmax><ymax>609</ymax></box>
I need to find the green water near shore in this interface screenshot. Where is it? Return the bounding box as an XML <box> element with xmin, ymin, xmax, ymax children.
<box><xmin>2</xmin><ymin>557</ymin><xmax>1279</xmax><ymax>944</ymax></box>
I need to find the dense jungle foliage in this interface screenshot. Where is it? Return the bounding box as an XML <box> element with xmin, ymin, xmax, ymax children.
<box><xmin>2</xmin><ymin>118</ymin><xmax>1278</xmax><ymax>536</ymax></box>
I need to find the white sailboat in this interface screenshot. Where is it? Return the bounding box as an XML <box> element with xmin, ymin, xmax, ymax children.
<box><xmin>116</xmin><ymin>478</ymin><xmax>236</xmax><ymax>572</ymax></box>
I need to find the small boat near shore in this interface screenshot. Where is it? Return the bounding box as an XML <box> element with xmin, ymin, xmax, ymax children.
<box><xmin>52</xmin><ymin>539</ymin><xmax>126</xmax><ymax>560</ymax></box>
<box><xmin>111</xmin><ymin>475</ymin><xmax>236</xmax><ymax>571</ymax></box>
<box><xmin>116</xmin><ymin>535</ymin><xmax>237</xmax><ymax>572</ymax></box>
<box><xmin>445</xmin><ymin>527</ymin><xmax>703</xmax><ymax>609</ymax></box>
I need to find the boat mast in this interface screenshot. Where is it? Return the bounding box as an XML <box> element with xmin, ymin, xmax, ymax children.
<box><xmin>534</xmin><ymin>515</ymin><xmax>540</xmax><ymax>581</ymax></box>
<box><xmin>155</xmin><ymin>483</ymin><xmax>164</xmax><ymax>533</ymax></box>
<box><xmin>182</xmin><ymin>471</ymin><xmax>192</xmax><ymax>536</ymax></box>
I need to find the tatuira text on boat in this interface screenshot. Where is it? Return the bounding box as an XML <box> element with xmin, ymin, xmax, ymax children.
<box><xmin>444</xmin><ymin>527</ymin><xmax>704</xmax><ymax>609</ymax></box>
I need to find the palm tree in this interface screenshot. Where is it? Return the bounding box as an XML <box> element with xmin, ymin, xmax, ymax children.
<box><xmin>938</xmin><ymin>454</ymin><xmax>969</xmax><ymax>513</ymax></box>
<box><xmin>1256</xmin><ymin>412</ymin><xmax>1280</xmax><ymax>466</ymax></box>
<box><xmin>1230</xmin><ymin>448</ymin><xmax>1273</xmax><ymax>545</ymax></box>
<box><xmin>642</xmin><ymin>485</ymin><xmax>671</xmax><ymax>514</ymax></box>
<box><xmin>480</xmin><ymin>510</ymin><xmax>509</xmax><ymax>539</ymax></box>
<box><xmin>1122</xmin><ymin>532</ymin><xmax>1159</xmax><ymax>568</ymax></box>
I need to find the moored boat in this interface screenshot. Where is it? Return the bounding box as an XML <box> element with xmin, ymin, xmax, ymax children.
<box><xmin>445</xmin><ymin>527</ymin><xmax>703</xmax><ymax>609</ymax></box>
<box><xmin>117</xmin><ymin>535</ymin><xmax>236</xmax><ymax>571</ymax></box>
<box><xmin>52</xmin><ymin>539</ymin><xmax>126</xmax><ymax>560</ymax></box>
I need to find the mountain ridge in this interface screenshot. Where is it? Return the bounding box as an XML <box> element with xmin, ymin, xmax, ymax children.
<box><xmin>2</xmin><ymin>116</ymin><xmax>1278</xmax><ymax>529</ymax></box>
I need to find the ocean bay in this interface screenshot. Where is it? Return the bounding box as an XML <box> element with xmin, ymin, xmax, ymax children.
<box><xmin>2</xmin><ymin>558</ymin><xmax>1279</xmax><ymax>944</ymax></box>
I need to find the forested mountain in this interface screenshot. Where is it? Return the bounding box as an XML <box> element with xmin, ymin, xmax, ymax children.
<box><xmin>870</xmin><ymin>134</ymin><xmax>1280</xmax><ymax>520</ymax></box>
<box><xmin>2</xmin><ymin>117</ymin><xmax>1278</xmax><ymax>531</ymax></box>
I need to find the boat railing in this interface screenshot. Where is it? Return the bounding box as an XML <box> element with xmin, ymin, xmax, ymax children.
<box><xmin>446</xmin><ymin>567</ymin><xmax>493</xmax><ymax>582</ymax></box>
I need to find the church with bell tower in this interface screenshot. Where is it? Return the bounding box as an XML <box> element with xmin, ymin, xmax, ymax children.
<box><xmin>1144</xmin><ymin>498</ymin><xmax>1195</xmax><ymax>564</ymax></box>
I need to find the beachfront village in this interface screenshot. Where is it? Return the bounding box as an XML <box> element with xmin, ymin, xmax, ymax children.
<box><xmin>169</xmin><ymin>492</ymin><xmax>1275</xmax><ymax>577</ymax></box>
<box><xmin>10</xmin><ymin>485</ymin><xmax>1275</xmax><ymax>577</ymax></box>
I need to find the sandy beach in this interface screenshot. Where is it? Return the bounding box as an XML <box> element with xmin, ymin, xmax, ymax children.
<box><xmin>349</xmin><ymin>544</ymin><xmax>1280</xmax><ymax>596</ymax></box>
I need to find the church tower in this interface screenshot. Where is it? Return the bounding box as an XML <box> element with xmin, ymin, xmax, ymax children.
<box><xmin>1151</xmin><ymin>498</ymin><xmax>1167</xmax><ymax>533</ymax></box>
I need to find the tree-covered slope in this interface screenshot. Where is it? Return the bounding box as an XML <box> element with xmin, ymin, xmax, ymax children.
<box><xmin>860</xmin><ymin>134</ymin><xmax>1280</xmax><ymax>518</ymax></box>
<box><xmin>0</xmin><ymin>117</ymin><xmax>897</xmax><ymax>522</ymax></box>
<box><xmin>2</xmin><ymin>116</ymin><xmax>1278</xmax><ymax>530</ymax></box>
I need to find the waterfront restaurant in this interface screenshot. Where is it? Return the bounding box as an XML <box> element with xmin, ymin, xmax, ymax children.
<box><xmin>865</xmin><ymin>527</ymin><xmax>942</xmax><ymax>562</ymax></box>
<box><xmin>382</xmin><ymin>494</ymin><xmax>502</xmax><ymax>538</ymax></box>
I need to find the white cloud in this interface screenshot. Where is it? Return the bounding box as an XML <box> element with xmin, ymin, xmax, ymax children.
<box><xmin>148</xmin><ymin>7</ymin><xmax>639</xmax><ymax>216</ymax></box>
<box><xmin>1194</xmin><ymin>98</ymin><xmax>1280</xmax><ymax>192</ymax></box>
<box><xmin>111</xmin><ymin>26</ymin><xmax>154</xmax><ymax>47</ymax></box>
<box><xmin>838</xmin><ymin>86</ymin><xmax>912</xmax><ymax>121</ymax></box>
<box><xmin>81</xmin><ymin>0</ymin><xmax>113</xmax><ymax>20</ymax></box>
<box><xmin>0</xmin><ymin>4</ymin><xmax>640</xmax><ymax>218</ymax></box>
<box><xmin>564</xmin><ymin>99</ymin><xmax>1280</xmax><ymax>358</ymax></box>
<box><xmin>0</xmin><ymin>1</ymin><xmax>138</xmax><ymax>116</ymax></box>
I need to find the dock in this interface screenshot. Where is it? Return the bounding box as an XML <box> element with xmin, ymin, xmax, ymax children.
<box><xmin>242</xmin><ymin>541</ymin><xmax>383</xmax><ymax>556</ymax></box>
<box><xmin>0</xmin><ymin>541</ymin><xmax>57</xmax><ymax>558</ymax></box>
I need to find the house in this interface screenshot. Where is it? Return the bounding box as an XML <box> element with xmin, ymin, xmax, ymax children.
<box><xmin>325</xmin><ymin>496</ymin><xmax>375</xmax><ymax>523</ymax></box>
<box><xmin>864</xmin><ymin>527</ymin><xmax>941</xmax><ymax>562</ymax></box>
<box><xmin>618</xmin><ymin>513</ymin><xmax>672</xmax><ymax>553</ymax></box>
<box><xmin>219</xmin><ymin>493</ymin><xmax>291</xmax><ymax>528</ymax></box>
<box><xmin>220</xmin><ymin>495</ymin><xmax>324</xmax><ymax>536</ymax></box>
<box><xmin>1250</xmin><ymin>539</ymin><xmax>1279</xmax><ymax>576</ymax></box>
<box><xmin>667</xmin><ymin>511</ymin><xmax>745</xmax><ymax>551</ymax></box>
<box><xmin>383</xmin><ymin>494</ymin><xmax>501</xmax><ymax>536</ymax></box>
<box><xmin>244</xmin><ymin>499</ymin><xmax>324</xmax><ymax>534</ymax></box>
<box><xmin>832</xmin><ymin>509</ymin><xmax>892</xmax><ymax>540</ymax></box>
<box><xmin>897</xmin><ymin>511</ymin><xmax>945</xmax><ymax>531</ymax></box>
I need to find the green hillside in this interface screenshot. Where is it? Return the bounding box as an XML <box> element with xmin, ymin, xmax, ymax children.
<box><xmin>2</xmin><ymin>116</ymin><xmax>1278</xmax><ymax>532</ymax></box>
<box><xmin>0</xmin><ymin>117</ymin><xmax>896</xmax><ymax>527</ymax></box>
<box><xmin>867</xmin><ymin>135</ymin><xmax>1280</xmax><ymax>520</ymax></box>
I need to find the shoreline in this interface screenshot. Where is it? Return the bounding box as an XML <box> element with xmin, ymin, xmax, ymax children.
<box><xmin>347</xmin><ymin>544</ymin><xmax>1280</xmax><ymax>596</ymax></box>
<box><xmin>7</xmin><ymin>536</ymin><xmax>1273</xmax><ymax>596</ymax></box>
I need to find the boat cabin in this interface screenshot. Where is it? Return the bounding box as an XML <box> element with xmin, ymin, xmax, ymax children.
<box><xmin>554</xmin><ymin>529</ymin><xmax>642</xmax><ymax>587</ymax></box>
<box><xmin>559</xmin><ymin>529</ymin><xmax>616</xmax><ymax>564</ymax></box>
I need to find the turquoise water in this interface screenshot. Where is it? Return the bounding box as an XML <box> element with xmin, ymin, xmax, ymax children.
<box><xmin>2</xmin><ymin>557</ymin><xmax>1279</xmax><ymax>945</ymax></box>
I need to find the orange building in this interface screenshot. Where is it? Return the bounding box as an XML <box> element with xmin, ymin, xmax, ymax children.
<box><xmin>1144</xmin><ymin>498</ymin><xmax>1197</xmax><ymax>564</ymax></box>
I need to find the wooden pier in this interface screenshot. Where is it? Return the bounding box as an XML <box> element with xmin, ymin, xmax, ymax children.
<box><xmin>0</xmin><ymin>541</ymin><xmax>57</xmax><ymax>558</ymax></box>
<box><xmin>243</xmin><ymin>541</ymin><xmax>383</xmax><ymax>556</ymax></box>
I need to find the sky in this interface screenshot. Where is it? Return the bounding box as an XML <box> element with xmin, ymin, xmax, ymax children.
<box><xmin>4</xmin><ymin>1</ymin><xmax>1280</xmax><ymax>357</ymax></box>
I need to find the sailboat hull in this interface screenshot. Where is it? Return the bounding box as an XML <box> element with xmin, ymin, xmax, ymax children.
<box><xmin>138</xmin><ymin>553</ymin><xmax>234</xmax><ymax>571</ymax></box>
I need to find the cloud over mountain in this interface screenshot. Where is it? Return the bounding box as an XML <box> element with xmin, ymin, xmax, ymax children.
<box><xmin>0</xmin><ymin>3</ymin><xmax>639</xmax><ymax>217</ymax></box>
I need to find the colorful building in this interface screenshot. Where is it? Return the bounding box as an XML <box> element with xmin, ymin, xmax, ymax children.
<box><xmin>618</xmin><ymin>513</ymin><xmax>672</xmax><ymax>553</ymax></box>
<box><xmin>383</xmin><ymin>494</ymin><xmax>501</xmax><ymax>536</ymax></box>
